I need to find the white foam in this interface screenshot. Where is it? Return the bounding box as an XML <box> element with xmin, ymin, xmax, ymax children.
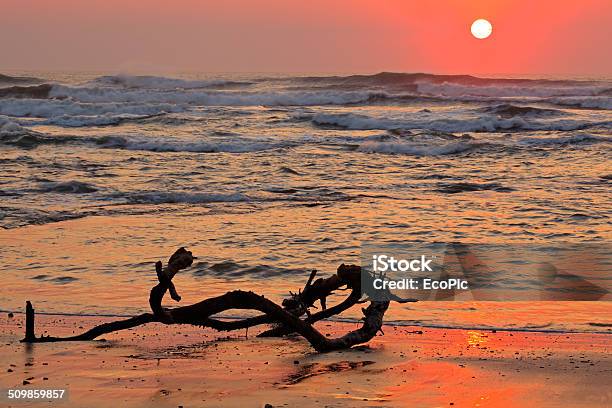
<box><xmin>49</xmin><ymin>85</ymin><xmax>387</xmax><ymax>106</ymax></box>
<box><xmin>0</xmin><ymin>98</ymin><xmax>182</xmax><ymax>120</ymax></box>
<box><xmin>33</xmin><ymin>79</ymin><xmax>612</xmax><ymax>110</ymax></box>
<box><xmin>41</xmin><ymin>113</ymin><xmax>159</xmax><ymax>127</ymax></box>
<box><xmin>0</xmin><ymin>115</ymin><xmax>33</xmax><ymax>135</ymax></box>
<box><xmin>312</xmin><ymin>113</ymin><xmax>609</xmax><ymax>133</ymax></box>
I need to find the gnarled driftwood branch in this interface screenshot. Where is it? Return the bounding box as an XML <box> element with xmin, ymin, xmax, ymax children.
<box><xmin>21</xmin><ymin>247</ymin><xmax>404</xmax><ymax>352</ymax></box>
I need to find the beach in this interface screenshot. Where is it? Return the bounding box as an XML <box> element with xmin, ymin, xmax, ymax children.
<box><xmin>1</xmin><ymin>314</ymin><xmax>610</xmax><ymax>407</ymax></box>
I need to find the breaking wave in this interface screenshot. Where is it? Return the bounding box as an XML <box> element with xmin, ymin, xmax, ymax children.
<box><xmin>2</xmin><ymin>71</ymin><xmax>610</xmax><ymax>237</ymax></box>
<box><xmin>0</xmin><ymin>98</ymin><xmax>182</xmax><ymax>123</ymax></box>
<box><xmin>49</xmin><ymin>85</ymin><xmax>399</xmax><ymax>106</ymax></box>
<box><xmin>0</xmin><ymin>127</ymin><xmax>292</xmax><ymax>152</ymax></box>
<box><xmin>311</xmin><ymin>112</ymin><xmax>609</xmax><ymax>133</ymax></box>
<box><xmin>0</xmin><ymin>115</ymin><xmax>30</xmax><ymax>135</ymax></box>
<box><xmin>89</xmin><ymin>74</ymin><xmax>253</xmax><ymax>90</ymax></box>
<box><xmin>39</xmin><ymin>113</ymin><xmax>168</xmax><ymax>127</ymax></box>
<box><xmin>2</xmin><ymin>72</ymin><xmax>610</xmax><ymax>110</ymax></box>
<box><xmin>45</xmin><ymin>83</ymin><xmax>612</xmax><ymax>109</ymax></box>
<box><xmin>2</xmin><ymin>124</ymin><xmax>607</xmax><ymax>157</ymax></box>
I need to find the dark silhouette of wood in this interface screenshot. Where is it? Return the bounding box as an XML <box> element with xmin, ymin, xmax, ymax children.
<box><xmin>21</xmin><ymin>313</ymin><xmax>155</xmax><ymax>343</ymax></box>
<box><xmin>21</xmin><ymin>247</ymin><xmax>403</xmax><ymax>352</ymax></box>
<box><xmin>149</xmin><ymin>247</ymin><xmax>195</xmax><ymax>321</ymax></box>
<box><xmin>24</xmin><ymin>301</ymin><xmax>35</xmax><ymax>342</ymax></box>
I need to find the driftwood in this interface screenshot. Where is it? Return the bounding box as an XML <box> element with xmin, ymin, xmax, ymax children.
<box><xmin>21</xmin><ymin>247</ymin><xmax>410</xmax><ymax>352</ymax></box>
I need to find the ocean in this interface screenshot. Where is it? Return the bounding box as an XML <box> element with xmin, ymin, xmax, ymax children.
<box><xmin>0</xmin><ymin>71</ymin><xmax>610</xmax><ymax>333</ymax></box>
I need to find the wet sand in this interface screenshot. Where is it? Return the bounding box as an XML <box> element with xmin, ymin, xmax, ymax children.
<box><xmin>1</xmin><ymin>314</ymin><xmax>610</xmax><ymax>407</ymax></box>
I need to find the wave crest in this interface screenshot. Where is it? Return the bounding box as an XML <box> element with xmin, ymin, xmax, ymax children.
<box><xmin>40</xmin><ymin>181</ymin><xmax>99</xmax><ymax>194</ymax></box>
<box><xmin>89</xmin><ymin>74</ymin><xmax>253</xmax><ymax>90</ymax></box>
<box><xmin>123</xmin><ymin>191</ymin><xmax>251</xmax><ymax>204</ymax></box>
<box><xmin>477</xmin><ymin>104</ymin><xmax>565</xmax><ymax>118</ymax></box>
<box><xmin>95</xmin><ymin>135</ymin><xmax>291</xmax><ymax>153</ymax></box>
<box><xmin>311</xmin><ymin>112</ymin><xmax>606</xmax><ymax>133</ymax></box>
<box><xmin>0</xmin><ymin>73</ymin><xmax>44</xmax><ymax>85</ymax></box>
<box><xmin>357</xmin><ymin>140</ymin><xmax>479</xmax><ymax>156</ymax></box>
<box><xmin>519</xmin><ymin>133</ymin><xmax>611</xmax><ymax>146</ymax></box>
<box><xmin>0</xmin><ymin>115</ymin><xmax>29</xmax><ymax>134</ymax></box>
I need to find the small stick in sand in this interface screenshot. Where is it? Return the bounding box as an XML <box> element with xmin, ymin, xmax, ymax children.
<box><xmin>24</xmin><ymin>301</ymin><xmax>35</xmax><ymax>342</ymax></box>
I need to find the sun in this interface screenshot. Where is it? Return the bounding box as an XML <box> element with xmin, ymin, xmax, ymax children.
<box><xmin>471</xmin><ymin>19</ymin><xmax>493</xmax><ymax>39</ymax></box>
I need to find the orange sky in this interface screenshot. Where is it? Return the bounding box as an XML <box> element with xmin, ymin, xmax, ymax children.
<box><xmin>1</xmin><ymin>0</ymin><xmax>610</xmax><ymax>76</ymax></box>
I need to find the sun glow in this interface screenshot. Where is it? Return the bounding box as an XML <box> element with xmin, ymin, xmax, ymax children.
<box><xmin>471</xmin><ymin>19</ymin><xmax>492</xmax><ymax>39</ymax></box>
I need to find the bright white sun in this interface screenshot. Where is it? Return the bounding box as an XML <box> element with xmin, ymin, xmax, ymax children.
<box><xmin>471</xmin><ymin>19</ymin><xmax>492</xmax><ymax>39</ymax></box>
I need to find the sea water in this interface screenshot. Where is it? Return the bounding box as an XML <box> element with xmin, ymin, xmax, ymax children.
<box><xmin>0</xmin><ymin>72</ymin><xmax>610</xmax><ymax>333</ymax></box>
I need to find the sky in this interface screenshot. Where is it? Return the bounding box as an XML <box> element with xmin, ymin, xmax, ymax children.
<box><xmin>1</xmin><ymin>0</ymin><xmax>611</xmax><ymax>76</ymax></box>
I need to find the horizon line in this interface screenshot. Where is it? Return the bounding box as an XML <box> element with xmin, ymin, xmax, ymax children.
<box><xmin>1</xmin><ymin>69</ymin><xmax>610</xmax><ymax>81</ymax></box>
